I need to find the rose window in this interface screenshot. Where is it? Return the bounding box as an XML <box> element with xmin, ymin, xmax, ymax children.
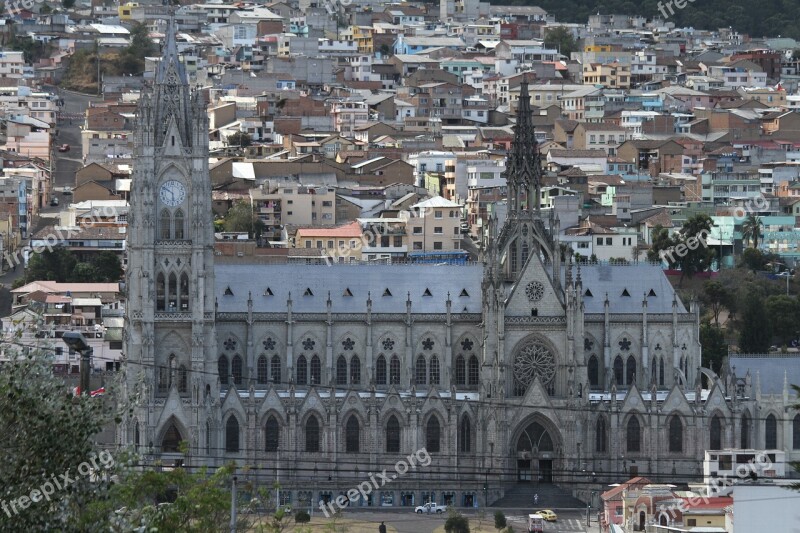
<box><xmin>513</xmin><ymin>341</ymin><xmax>556</xmax><ymax>393</ymax></box>
<box><xmin>525</xmin><ymin>281</ymin><xmax>545</xmax><ymax>302</ymax></box>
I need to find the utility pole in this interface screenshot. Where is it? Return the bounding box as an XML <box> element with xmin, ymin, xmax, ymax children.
<box><xmin>230</xmin><ymin>474</ymin><xmax>238</xmax><ymax>533</ymax></box>
<box><xmin>80</xmin><ymin>346</ymin><xmax>92</xmax><ymax>396</ymax></box>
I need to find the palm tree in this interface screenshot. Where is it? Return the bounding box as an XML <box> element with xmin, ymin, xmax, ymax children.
<box><xmin>742</xmin><ymin>215</ymin><xmax>763</xmax><ymax>249</ymax></box>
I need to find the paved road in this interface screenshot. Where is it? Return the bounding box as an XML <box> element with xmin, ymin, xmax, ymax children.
<box><xmin>46</xmin><ymin>87</ymin><xmax>100</xmax><ymax>196</ymax></box>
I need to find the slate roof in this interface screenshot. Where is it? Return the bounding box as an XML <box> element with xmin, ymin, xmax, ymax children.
<box><xmin>728</xmin><ymin>355</ymin><xmax>800</xmax><ymax>395</ymax></box>
<box><xmin>573</xmin><ymin>264</ymin><xmax>686</xmax><ymax>313</ymax></box>
<box><xmin>215</xmin><ymin>263</ymin><xmax>484</xmax><ymax>314</ymax></box>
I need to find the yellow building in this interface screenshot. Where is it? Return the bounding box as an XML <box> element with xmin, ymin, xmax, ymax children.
<box><xmin>118</xmin><ymin>2</ymin><xmax>138</xmax><ymax>21</ymax></box>
<box><xmin>351</xmin><ymin>26</ymin><xmax>373</xmax><ymax>55</ymax></box>
<box><xmin>294</xmin><ymin>221</ymin><xmax>364</xmax><ymax>263</ymax></box>
<box><xmin>582</xmin><ymin>62</ymin><xmax>631</xmax><ymax>89</ymax></box>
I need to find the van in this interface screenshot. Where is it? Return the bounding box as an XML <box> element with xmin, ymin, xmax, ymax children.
<box><xmin>528</xmin><ymin>513</ymin><xmax>544</xmax><ymax>533</ymax></box>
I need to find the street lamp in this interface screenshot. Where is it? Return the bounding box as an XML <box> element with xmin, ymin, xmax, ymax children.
<box><xmin>63</xmin><ymin>331</ymin><xmax>92</xmax><ymax>396</ymax></box>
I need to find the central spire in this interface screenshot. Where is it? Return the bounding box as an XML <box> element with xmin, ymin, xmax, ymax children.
<box><xmin>156</xmin><ymin>15</ymin><xmax>187</xmax><ymax>86</ymax></box>
<box><xmin>504</xmin><ymin>77</ymin><xmax>542</xmax><ymax>218</ymax></box>
<box><xmin>151</xmin><ymin>15</ymin><xmax>192</xmax><ymax>148</ymax></box>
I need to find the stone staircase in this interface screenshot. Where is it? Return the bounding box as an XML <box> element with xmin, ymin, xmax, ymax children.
<box><xmin>491</xmin><ymin>483</ymin><xmax>586</xmax><ymax>509</ymax></box>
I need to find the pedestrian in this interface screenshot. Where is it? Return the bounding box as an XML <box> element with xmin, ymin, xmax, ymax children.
<box><xmin>534</xmin><ymin>493</ymin><xmax>538</xmax><ymax>505</ymax></box>
<box><xmin>379</xmin><ymin>521</ymin><xmax>387</xmax><ymax>533</ymax></box>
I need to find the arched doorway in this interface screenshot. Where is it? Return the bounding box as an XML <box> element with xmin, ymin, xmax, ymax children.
<box><xmin>638</xmin><ymin>510</ymin><xmax>645</xmax><ymax>530</ymax></box>
<box><xmin>515</xmin><ymin>419</ymin><xmax>559</xmax><ymax>483</ymax></box>
<box><xmin>161</xmin><ymin>418</ymin><xmax>184</xmax><ymax>453</ymax></box>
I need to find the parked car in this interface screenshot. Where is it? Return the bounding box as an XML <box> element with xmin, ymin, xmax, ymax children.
<box><xmin>414</xmin><ymin>502</ymin><xmax>447</xmax><ymax>514</ymax></box>
<box><xmin>62</xmin><ymin>186</ymin><xmax>73</xmax><ymax>196</ymax></box>
<box><xmin>535</xmin><ymin>509</ymin><xmax>557</xmax><ymax>521</ymax></box>
<box><xmin>58</xmin><ymin>144</ymin><xmax>70</xmax><ymax>152</ymax></box>
<box><xmin>50</xmin><ymin>197</ymin><xmax>59</xmax><ymax>206</ymax></box>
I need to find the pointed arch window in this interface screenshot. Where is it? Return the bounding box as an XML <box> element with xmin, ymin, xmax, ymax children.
<box><xmin>265</xmin><ymin>416</ymin><xmax>280</xmax><ymax>452</ymax></box>
<box><xmin>270</xmin><ymin>355</ymin><xmax>281</xmax><ymax>385</ymax></box>
<box><xmin>614</xmin><ymin>356</ymin><xmax>623</xmax><ymax>385</ymax></box>
<box><xmin>426</xmin><ymin>417</ymin><xmax>441</xmax><ymax>453</ymax></box>
<box><xmin>162</xmin><ymin>422</ymin><xmax>182</xmax><ymax>453</ymax></box>
<box><xmin>459</xmin><ymin>415</ymin><xmax>471</xmax><ymax>453</ymax></box>
<box><xmin>741</xmin><ymin>412</ymin><xmax>751</xmax><ymax>448</ymax></box>
<box><xmin>588</xmin><ymin>355</ymin><xmax>599</xmax><ymax>387</ymax></box>
<box><xmin>174</xmin><ymin>208</ymin><xmax>185</xmax><ymax>240</ymax></box>
<box><xmin>156</xmin><ymin>272</ymin><xmax>165</xmax><ymax>311</ymax></box>
<box><xmin>386</xmin><ymin>415</ymin><xmax>401</xmax><ymax>453</ymax></box>
<box><xmin>766</xmin><ymin>414</ymin><xmax>777</xmax><ymax>449</ymax></box>
<box><xmin>376</xmin><ymin>355</ymin><xmax>387</xmax><ymax>385</ymax></box>
<box><xmin>389</xmin><ymin>355</ymin><xmax>400</xmax><ymax>385</ymax></box>
<box><xmin>305</xmin><ymin>416</ymin><xmax>320</xmax><ymax>452</ymax></box>
<box><xmin>455</xmin><ymin>355</ymin><xmax>466</xmax><ymax>385</ymax></box>
<box><xmin>626</xmin><ymin>416</ymin><xmax>641</xmax><ymax>453</ymax></box>
<box><xmin>596</xmin><ymin>417</ymin><xmax>607</xmax><ymax>453</ymax></box>
<box><xmin>296</xmin><ymin>355</ymin><xmax>308</xmax><ymax>385</ymax></box>
<box><xmin>626</xmin><ymin>355</ymin><xmax>636</xmax><ymax>385</ymax></box>
<box><xmin>350</xmin><ymin>355</ymin><xmax>361</xmax><ymax>385</ymax></box>
<box><xmin>310</xmin><ymin>355</ymin><xmax>321</xmax><ymax>385</ymax></box>
<box><xmin>160</xmin><ymin>208</ymin><xmax>171</xmax><ymax>239</ymax></box>
<box><xmin>231</xmin><ymin>355</ymin><xmax>243</xmax><ymax>385</ymax></box>
<box><xmin>218</xmin><ymin>355</ymin><xmax>229</xmax><ymax>385</ymax></box>
<box><xmin>793</xmin><ymin>414</ymin><xmax>800</xmax><ymax>450</ymax></box>
<box><xmin>415</xmin><ymin>355</ymin><xmax>427</xmax><ymax>385</ymax></box>
<box><xmin>336</xmin><ymin>355</ymin><xmax>348</xmax><ymax>385</ymax></box>
<box><xmin>179</xmin><ymin>273</ymin><xmax>189</xmax><ymax>311</ymax></box>
<box><xmin>468</xmin><ymin>355</ymin><xmax>480</xmax><ymax>385</ymax></box>
<box><xmin>168</xmin><ymin>273</ymin><xmax>177</xmax><ymax>311</ymax></box>
<box><xmin>345</xmin><ymin>415</ymin><xmax>360</xmax><ymax>453</ymax></box>
<box><xmin>134</xmin><ymin>421</ymin><xmax>140</xmax><ymax>450</ymax></box>
<box><xmin>669</xmin><ymin>415</ymin><xmax>683</xmax><ymax>453</ymax></box>
<box><xmin>710</xmin><ymin>415</ymin><xmax>722</xmax><ymax>451</ymax></box>
<box><xmin>429</xmin><ymin>355</ymin><xmax>440</xmax><ymax>385</ymax></box>
<box><xmin>257</xmin><ymin>355</ymin><xmax>268</xmax><ymax>384</ymax></box>
<box><xmin>178</xmin><ymin>365</ymin><xmax>188</xmax><ymax>393</ymax></box>
<box><xmin>225</xmin><ymin>416</ymin><xmax>240</xmax><ymax>453</ymax></box>
<box><xmin>659</xmin><ymin>357</ymin><xmax>665</xmax><ymax>386</ymax></box>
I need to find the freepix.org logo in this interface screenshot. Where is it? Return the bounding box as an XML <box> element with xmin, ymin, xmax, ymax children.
<box><xmin>322</xmin><ymin>0</ymin><xmax>352</xmax><ymax>15</ymax></box>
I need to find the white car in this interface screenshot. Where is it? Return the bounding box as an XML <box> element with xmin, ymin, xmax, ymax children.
<box><xmin>415</xmin><ymin>503</ymin><xmax>447</xmax><ymax>514</ymax></box>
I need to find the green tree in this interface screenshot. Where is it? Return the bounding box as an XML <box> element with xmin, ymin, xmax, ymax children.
<box><xmin>741</xmin><ymin>247</ymin><xmax>768</xmax><ymax>271</ymax></box>
<box><xmin>647</xmin><ymin>225</ymin><xmax>677</xmax><ymax>264</ymax></box>
<box><xmin>738</xmin><ymin>293</ymin><xmax>771</xmax><ymax>353</ymax></box>
<box><xmin>71</xmin><ymin>262</ymin><xmax>99</xmax><ymax>282</ymax></box>
<box><xmin>223</xmin><ymin>200</ymin><xmax>264</xmax><ymax>238</ymax></box>
<box><xmin>741</xmin><ymin>214</ymin><xmax>763</xmax><ymax>249</ymax></box>
<box><xmin>700</xmin><ymin>320</ymin><xmax>727</xmax><ymax>374</ymax></box>
<box><xmin>90</xmin><ymin>250</ymin><xmax>123</xmax><ymax>282</ymax></box>
<box><xmin>543</xmin><ymin>26</ymin><xmax>578</xmax><ymax>58</ymax></box>
<box><xmin>445</xmin><ymin>511</ymin><xmax>470</xmax><ymax>533</ymax></box>
<box><xmin>765</xmin><ymin>294</ymin><xmax>799</xmax><ymax>346</ymax></box>
<box><xmin>63</xmin><ymin>0</ymin><xmax>75</xmax><ymax>8</ymax></box>
<box><xmin>227</xmin><ymin>131</ymin><xmax>252</xmax><ymax>148</ymax></box>
<box><xmin>25</xmin><ymin>247</ymin><xmax>78</xmax><ymax>282</ymax></box>
<box><xmin>702</xmin><ymin>280</ymin><xmax>731</xmax><ymax>327</ymax></box>
<box><xmin>116</xmin><ymin>22</ymin><xmax>155</xmax><ymax>76</ymax></box>
<box><xmin>0</xmin><ymin>346</ymin><xmax>114</xmax><ymax>531</ymax></box>
<box><xmin>494</xmin><ymin>510</ymin><xmax>507</xmax><ymax>530</ymax></box>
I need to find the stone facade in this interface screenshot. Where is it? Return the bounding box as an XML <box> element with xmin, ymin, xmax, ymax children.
<box><xmin>121</xmin><ymin>27</ymin><xmax>776</xmax><ymax>510</ymax></box>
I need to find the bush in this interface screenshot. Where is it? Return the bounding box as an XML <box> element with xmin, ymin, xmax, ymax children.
<box><xmin>494</xmin><ymin>510</ymin><xmax>507</xmax><ymax>529</ymax></box>
<box><xmin>505</xmin><ymin>527</ymin><xmax>514</xmax><ymax>533</ymax></box>
<box><xmin>295</xmin><ymin>510</ymin><xmax>310</xmax><ymax>523</ymax></box>
<box><xmin>445</xmin><ymin>513</ymin><xmax>470</xmax><ymax>533</ymax></box>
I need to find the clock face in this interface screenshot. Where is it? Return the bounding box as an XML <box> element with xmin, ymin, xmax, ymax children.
<box><xmin>159</xmin><ymin>180</ymin><xmax>186</xmax><ymax>207</ymax></box>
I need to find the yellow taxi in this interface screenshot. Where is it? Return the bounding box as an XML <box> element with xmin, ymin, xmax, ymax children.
<box><xmin>535</xmin><ymin>509</ymin><xmax>557</xmax><ymax>522</ymax></box>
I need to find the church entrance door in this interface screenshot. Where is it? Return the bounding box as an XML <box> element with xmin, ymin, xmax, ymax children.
<box><xmin>538</xmin><ymin>459</ymin><xmax>553</xmax><ymax>483</ymax></box>
<box><xmin>517</xmin><ymin>460</ymin><xmax>532</xmax><ymax>482</ymax></box>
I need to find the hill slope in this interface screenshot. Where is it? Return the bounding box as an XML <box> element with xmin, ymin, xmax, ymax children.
<box><xmin>500</xmin><ymin>0</ymin><xmax>800</xmax><ymax>40</ymax></box>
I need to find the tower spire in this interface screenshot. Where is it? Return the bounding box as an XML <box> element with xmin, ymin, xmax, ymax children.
<box><xmin>505</xmin><ymin>75</ymin><xmax>541</xmax><ymax>218</ymax></box>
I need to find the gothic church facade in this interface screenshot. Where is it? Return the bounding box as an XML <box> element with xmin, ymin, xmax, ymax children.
<box><xmin>122</xmin><ymin>26</ymin><xmax>766</xmax><ymax>508</ymax></box>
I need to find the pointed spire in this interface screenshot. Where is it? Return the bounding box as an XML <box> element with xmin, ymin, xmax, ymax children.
<box><xmin>156</xmin><ymin>14</ymin><xmax>187</xmax><ymax>86</ymax></box>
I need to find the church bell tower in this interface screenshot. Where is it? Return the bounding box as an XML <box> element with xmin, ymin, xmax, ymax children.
<box><xmin>122</xmin><ymin>18</ymin><xmax>217</xmax><ymax>460</ymax></box>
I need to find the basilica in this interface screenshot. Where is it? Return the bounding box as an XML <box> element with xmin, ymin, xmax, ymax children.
<box><xmin>120</xmin><ymin>23</ymin><xmax>775</xmax><ymax>509</ymax></box>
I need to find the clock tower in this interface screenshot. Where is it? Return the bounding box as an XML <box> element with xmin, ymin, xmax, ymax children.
<box><xmin>122</xmin><ymin>18</ymin><xmax>218</xmax><ymax>460</ymax></box>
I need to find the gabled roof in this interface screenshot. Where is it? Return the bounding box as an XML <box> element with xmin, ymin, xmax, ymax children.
<box><xmin>601</xmin><ymin>477</ymin><xmax>653</xmax><ymax>501</ymax></box>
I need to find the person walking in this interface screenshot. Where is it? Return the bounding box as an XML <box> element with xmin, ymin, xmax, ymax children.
<box><xmin>534</xmin><ymin>493</ymin><xmax>539</xmax><ymax>505</ymax></box>
<box><xmin>379</xmin><ymin>521</ymin><xmax>387</xmax><ymax>533</ymax></box>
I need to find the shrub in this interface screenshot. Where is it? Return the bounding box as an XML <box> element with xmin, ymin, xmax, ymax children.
<box><xmin>445</xmin><ymin>512</ymin><xmax>470</xmax><ymax>533</ymax></box>
<box><xmin>494</xmin><ymin>510</ymin><xmax>507</xmax><ymax>529</ymax></box>
<box><xmin>295</xmin><ymin>510</ymin><xmax>311</xmax><ymax>523</ymax></box>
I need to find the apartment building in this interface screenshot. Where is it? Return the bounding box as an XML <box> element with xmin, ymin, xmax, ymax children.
<box><xmin>294</xmin><ymin>221</ymin><xmax>363</xmax><ymax>262</ymax></box>
<box><xmin>404</xmin><ymin>196</ymin><xmax>462</xmax><ymax>252</ymax></box>
<box><xmin>573</xmin><ymin>122</ymin><xmax>629</xmax><ymax>156</ymax></box>
<box><xmin>250</xmin><ymin>182</ymin><xmax>337</xmax><ymax>240</ymax></box>
<box><xmin>583</xmin><ymin>62</ymin><xmax>631</xmax><ymax>89</ymax></box>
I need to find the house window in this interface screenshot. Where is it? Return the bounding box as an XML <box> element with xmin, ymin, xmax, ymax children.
<box><xmin>433</xmin><ymin>242</ymin><xmax>443</xmax><ymax>250</ymax></box>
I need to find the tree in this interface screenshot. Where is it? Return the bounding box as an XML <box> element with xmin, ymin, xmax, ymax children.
<box><xmin>91</xmin><ymin>251</ymin><xmax>123</xmax><ymax>282</ymax></box>
<box><xmin>116</xmin><ymin>22</ymin><xmax>155</xmax><ymax>76</ymax></box>
<box><xmin>227</xmin><ymin>131</ymin><xmax>252</xmax><ymax>148</ymax></box>
<box><xmin>71</xmin><ymin>262</ymin><xmax>99</xmax><ymax>282</ymax></box>
<box><xmin>673</xmin><ymin>214</ymin><xmax>715</xmax><ymax>284</ymax></box>
<box><xmin>647</xmin><ymin>225</ymin><xmax>677</xmax><ymax>264</ymax></box>
<box><xmin>702</xmin><ymin>280</ymin><xmax>731</xmax><ymax>327</ymax></box>
<box><xmin>0</xmin><ymin>345</ymin><xmax>114</xmax><ymax>531</ymax></box>
<box><xmin>543</xmin><ymin>26</ymin><xmax>577</xmax><ymax>58</ymax></box>
<box><xmin>25</xmin><ymin>247</ymin><xmax>78</xmax><ymax>282</ymax></box>
<box><xmin>741</xmin><ymin>214</ymin><xmax>763</xmax><ymax>249</ymax></box>
<box><xmin>63</xmin><ymin>0</ymin><xmax>75</xmax><ymax>8</ymax></box>
<box><xmin>494</xmin><ymin>510</ymin><xmax>507</xmax><ymax>530</ymax></box>
<box><xmin>223</xmin><ymin>200</ymin><xmax>264</xmax><ymax>238</ymax></box>
<box><xmin>765</xmin><ymin>295</ymin><xmax>799</xmax><ymax>346</ymax></box>
<box><xmin>445</xmin><ymin>511</ymin><xmax>470</xmax><ymax>533</ymax></box>
<box><xmin>738</xmin><ymin>293</ymin><xmax>771</xmax><ymax>353</ymax></box>
<box><xmin>741</xmin><ymin>247</ymin><xmax>768</xmax><ymax>271</ymax></box>
<box><xmin>700</xmin><ymin>320</ymin><xmax>727</xmax><ymax>374</ymax></box>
